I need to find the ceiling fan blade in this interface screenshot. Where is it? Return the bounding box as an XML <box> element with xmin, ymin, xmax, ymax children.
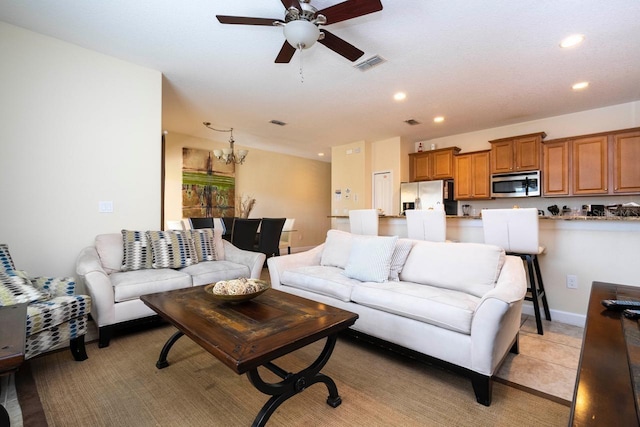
<box><xmin>317</xmin><ymin>0</ymin><xmax>383</xmax><ymax>25</ymax></box>
<box><xmin>275</xmin><ymin>41</ymin><xmax>296</xmax><ymax>63</ymax></box>
<box><xmin>281</xmin><ymin>0</ymin><xmax>302</xmax><ymax>12</ymax></box>
<box><xmin>216</xmin><ymin>15</ymin><xmax>282</xmax><ymax>26</ymax></box>
<box><xmin>318</xmin><ymin>30</ymin><xmax>364</xmax><ymax>62</ymax></box>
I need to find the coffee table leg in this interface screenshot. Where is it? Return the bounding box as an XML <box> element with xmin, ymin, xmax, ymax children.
<box><xmin>246</xmin><ymin>335</ymin><xmax>341</xmax><ymax>427</ymax></box>
<box><xmin>155</xmin><ymin>330</ymin><xmax>184</xmax><ymax>369</ymax></box>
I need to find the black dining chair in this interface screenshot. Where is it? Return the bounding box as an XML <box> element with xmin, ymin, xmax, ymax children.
<box><xmin>221</xmin><ymin>217</ymin><xmax>235</xmax><ymax>241</ymax></box>
<box><xmin>256</xmin><ymin>218</ymin><xmax>286</xmax><ymax>260</ymax></box>
<box><xmin>231</xmin><ymin>218</ymin><xmax>261</xmax><ymax>251</ymax></box>
<box><xmin>189</xmin><ymin>217</ymin><xmax>214</xmax><ymax>229</ymax></box>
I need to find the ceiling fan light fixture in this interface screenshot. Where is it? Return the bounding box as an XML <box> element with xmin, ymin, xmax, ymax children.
<box><xmin>283</xmin><ymin>20</ymin><xmax>320</xmax><ymax>49</ymax></box>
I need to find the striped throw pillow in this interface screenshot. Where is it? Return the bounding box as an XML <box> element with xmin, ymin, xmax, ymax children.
<box><xmin>344</xmin><ymin>235</ymin><xmax>398</xmax><ymax>283</ymax></box>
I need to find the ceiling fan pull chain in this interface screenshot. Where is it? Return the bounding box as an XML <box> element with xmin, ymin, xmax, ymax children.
<box><xmin>298</xmin><ymin>45</ymin><xmax>304</xmax><ymax>83</ymax></box>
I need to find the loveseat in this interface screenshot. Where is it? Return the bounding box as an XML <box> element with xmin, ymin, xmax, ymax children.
<box><xmin>76</xmin><ymin>229</ymin><xmax>265</xmax><ymax>347</ymax></box>
<box><xmin>267</xmin><ymin>230</ymin><xmax>527</xmax><ymax>405</ymax></box>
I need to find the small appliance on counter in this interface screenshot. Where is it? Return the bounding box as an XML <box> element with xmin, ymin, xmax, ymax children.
<box><xmin>400</xmin><ymin>180</ymin><xmax>457</xmax><ymax>215</ymax></box>
<box><xmin>583</xmin><ymin>204</ymin><xmax>606</xmax><ymax>216</ymax></box>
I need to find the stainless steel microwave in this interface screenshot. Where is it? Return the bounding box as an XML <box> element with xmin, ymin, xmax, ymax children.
<box><xmin>491</xmin><ymin>170</ymin><xmax>541</xmax><ymax>198</ymax></box>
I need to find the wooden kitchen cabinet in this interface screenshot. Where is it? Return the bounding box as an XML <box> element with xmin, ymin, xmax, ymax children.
<box><xmin>542</xmin><ymin>140</ymin><xmax>570</xmax><ymax>196</ymax></box>
<box><xmin>409</xmin><ymin>147</ymin><xmax>460</xmax><ymax>181</ymax></box>
<box><xmin>613</xmin><ymin>130</ymin><xmax>640</xmax><ymax>193</ymax></box>
<box><xmin>572</xmin><ymin>135</ymin><xmax>608</xmax><ymax>195</ymax></box>
<box><xmin>454</xmin><ymin>150</ymin><xmax>491</xmax><ymax>200</ymax></box>
<box><xmin>489</xmin><ymin>132</ymin><xmax>546</xmax><ymax>174</ymax></box>
<box><xmin>542</xmin><ymin>127</ymin><xmax>640</xmax><ymax>197</ymax></box>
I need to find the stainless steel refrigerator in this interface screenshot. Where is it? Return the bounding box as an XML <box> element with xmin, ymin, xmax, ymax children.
<box><xmin>400</xmin><ymin>180</ymin><xmax>457</xmax><ymax>215</ymax></box>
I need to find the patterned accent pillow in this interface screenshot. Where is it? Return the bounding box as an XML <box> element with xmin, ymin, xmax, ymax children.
<box><xmin>0</xmin><ymin>270</ymin><xmax>46</xmax><ymax>306</ymax></box>
<box><xmin>388</xmin><ymin>238</ymin><xmax>414</xmax><ymax>281</ymax></box>
<box><xmin>190</xmin><ymin>228</ymin><xmax>218</xmax><ymax>262</ymax></box>
<box><xmin>121</xmin><ymin>230</ymin><xmax>152</xmax><ymax>271</ymax></box>
<box><xmin>146</xmin><ymin>230</ymin><xmax>199</xmax><ymax>269</ymax></box>
<box><xmin>344</xmin><ymin>235</ymin><xmax>398</xmax><ymax>283</ymax></box>
<box><xmin>0</xmin><ymin>244</ymin><xmax>16</xmax><ymax>272</ymax></box>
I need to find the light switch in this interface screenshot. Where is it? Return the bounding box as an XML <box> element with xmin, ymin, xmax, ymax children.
<box><xmin>99</xmin><ymin>201</ymin><xmax>114</xmax><ymax>213</ymax></box>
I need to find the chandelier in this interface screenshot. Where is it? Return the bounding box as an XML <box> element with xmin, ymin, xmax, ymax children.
<box><xmin>203</xmin><ymin>122</ymin><xmax>248</xmax><ymax>165</ymax></box>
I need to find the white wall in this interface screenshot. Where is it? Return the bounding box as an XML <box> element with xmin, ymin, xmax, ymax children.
<box><xmin>0</xmin><ymin>22</ymin><xmax>162</xmax><ymax>281</ymax></box>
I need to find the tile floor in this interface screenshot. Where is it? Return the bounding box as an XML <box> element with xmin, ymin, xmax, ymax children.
<box><xmin>495</xmin><ymin>314</ymin><xmax>584</xmax><ymax>405</ymax></box>
<box><xmin>0</xmin><ymin>314</ymin><xmax>584</xmax><ymax>426</ymax></box>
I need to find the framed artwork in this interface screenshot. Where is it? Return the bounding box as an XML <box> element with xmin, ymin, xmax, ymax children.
<box><xmin>182</xmin><ymin>147</ymin><xmax>235</xmax><ymax>218</ymax></box>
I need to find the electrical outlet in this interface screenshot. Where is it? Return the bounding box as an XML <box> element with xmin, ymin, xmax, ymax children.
<box><xmin>566</xmin><ymin>274</ymin><xmax>578</xmax><ymax>289</ymax></box>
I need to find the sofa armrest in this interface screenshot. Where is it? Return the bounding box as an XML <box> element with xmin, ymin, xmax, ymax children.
<box><xmin>76</xmin><ymin>246</ymin><xmax>116</xmax><ymax>327</ymax></box>
<box><xmin>267</xmin><ymin>243</ymin><xmax>324</xmax><ymax>288</ymax></box>
<box><xmin>470</xmin><ymin>255</ymin><xmax>527</xmax><ymax>375</ymax></box>
<box><xmin>222</xmin><ymin>240</ymin><xmax>266</xmax><ymax>279</ymax></box>
<box><xmin>29</xmin><ymin>276</ymin><xmax>76</xmax><ymax>297</ymax></box>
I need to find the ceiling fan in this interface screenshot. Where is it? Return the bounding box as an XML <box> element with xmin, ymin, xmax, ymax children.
<box><xmin>216</xmin><ymin>0</ymin><xmax>383</xmax><ymax>63</ymax></box>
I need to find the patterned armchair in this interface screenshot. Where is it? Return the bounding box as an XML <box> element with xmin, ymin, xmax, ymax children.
<box><xmin>0</xmin><ymin>244</ymin><xmax>91</xmax><ymax>361</ymax></box>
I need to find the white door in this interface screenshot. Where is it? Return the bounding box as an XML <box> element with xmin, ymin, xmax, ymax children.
<box><xmin>373</xmin><ymin>171</ymin><xmax>394</xmax><ymax>215</ymax></box>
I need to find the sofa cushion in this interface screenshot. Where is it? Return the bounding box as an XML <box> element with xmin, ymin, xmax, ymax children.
<box><xmin>281</xmin><ymin>265</ymin><xmax>360</xmax><ymax>302</ymax></box>
<box><xmin>0</xmin><ymin>244</ymin><xmax>16</xmax><ymax>272</ymax></box>
<box><xmin>344</xmin><ymin>235</ymin><xmax>398</xmax><ymax>282</ymax></box>
<box><xmin>146</xmin><ymin>230</ymin><xmax>199</xmax><ymax>269</ymax></box>
<box><xmin>389</xmin><ymin>239</ymin><xmax>414</xmax><ymax>281</ymax></box>
<box><xmin>26</xmin><ymin>294</ymin><xmax>91</xmax><ymax>336</ymax></box>
<box><xmin>401</xmin><ymin>242</ymin><xmax>505</xmax><ymax>298</ymax></box>
<box><xmin>121</xmin><ymin>230</ymin><xmax>152</xmax><ymax>271</ymax></box>
<box><xmin>95</xmin><ymin>233</ymin><xmax>124</xmax><ymax>274</ymax></box>
<box><xmin>351</xmin><ymin>281</ymin><xmax>481</xmax><ymax>334</ymax></box>
<box><xmin>320</xmin><ymin>230</ymin><xmax>353</xmax><ymax>269</ymax></box>
<box><xmin>110</xmin><ymin>268</ymin><xmax>192</xmax><ymax>302</ymax></box>
<box><xmin>0</xmin><ymin>270</ymin><xmax>46</xmax><ymax>306</ymax></box>
<box><xmin>180</xmin><ymin>260</ymin><xmax>251</xmax><ymax>286</ymax></box>
<box><xmin>190</xmin><ymin>228</ymin><xmax>225</xmax><ymax>262</ymax></box>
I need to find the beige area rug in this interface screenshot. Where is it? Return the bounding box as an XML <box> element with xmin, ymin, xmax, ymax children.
<box><xmin>21</xmin><ymin>324</ymin><xmax>569</xmax><ymax>427</ymax></box>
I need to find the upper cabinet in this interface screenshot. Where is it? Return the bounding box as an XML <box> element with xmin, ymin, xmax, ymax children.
<box><xmin>613</xmin><ymin>130</ymin><xmax>640</xmax><ymax>193</ymax></box>
<box><xmin>454</xmin><ymin>150</ymin><xmax>491</xmax><ymax>200</ymax></box>
<box><xmin>409</xmin><ymin>147</ymin><xmax>460</xmax><ymax>181</ymax></box>
<box><xmin>542</xmin><ymin>128</ymin><xmax>640</xmax><ymax>197</ymax></box>
<box><xmin>489</xmin><ymin>132</ymin><xmax>546</xmax><ymax>174</ymax></box>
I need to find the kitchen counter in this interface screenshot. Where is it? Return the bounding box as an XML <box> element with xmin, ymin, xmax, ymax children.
<box><xmin>329</xmin><ymin>214</ymin><xmax>640</xmax><ymax>221</ymax></box>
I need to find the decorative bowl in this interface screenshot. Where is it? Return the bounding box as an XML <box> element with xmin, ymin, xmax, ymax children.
<box><xmin>204</xmin><ymin>278</ymin><xmax>270</xmax><ymax>303</ymax></box>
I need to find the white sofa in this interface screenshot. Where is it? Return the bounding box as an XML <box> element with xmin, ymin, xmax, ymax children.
<box><xmin>76</xmin><ymin>231</ymin><xmax>265</xmax><ymax>347</ymax></box>
<box><xmin>267</xmin><ymin>230</ymin><xmax>526</xmax><ymax>405</ymax></box>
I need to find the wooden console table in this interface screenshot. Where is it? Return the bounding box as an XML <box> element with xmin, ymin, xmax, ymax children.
<box><xmin>0</xmin><ymin>303</ymin><xmax>27</xmax><ymax>425</ymax></box>
<box><xmin>570</xmin><ymin>282</ymin><xmax>640</xmax><ymax>425</ymax></box>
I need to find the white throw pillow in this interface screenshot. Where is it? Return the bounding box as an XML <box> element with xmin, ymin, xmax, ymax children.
<box><xmin>388</xmin><ymin>238</ymin><xmax>414</xmax><ymax>281</ymax></box>
<box><xmin>320</xmin><ymin>229</ymin><xmax>353</xmax><ymax>269</ymax></box>
<box><xmin>344</xmin><ymin>235</ymin><xmax>398</xmax><ymax>283</ymax></box>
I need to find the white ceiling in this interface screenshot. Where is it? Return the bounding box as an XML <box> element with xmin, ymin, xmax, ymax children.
<box><xmin>1</xmin><ymin>0</ymin><xmax>639</xmax><ymax>161</ymax></box>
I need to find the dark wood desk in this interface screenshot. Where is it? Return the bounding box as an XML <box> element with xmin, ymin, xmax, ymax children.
<box><xmin>141</xmin><ymin>287</ymin><xmax>358</xmax><ymax>427</ymax></box>
<box><xmin>570</xmin><ymin>282</ymin><xmax>640</xmax><ymax>426</ymax></box>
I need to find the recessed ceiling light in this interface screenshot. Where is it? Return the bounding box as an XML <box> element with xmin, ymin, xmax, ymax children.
<box><xmin>560</xmin><ymin>34</ymin><xmax>585</xmax><ymax>48</ymax></box>
<box><xmin>572</xmin><ymin>81</ymin><xmax>589</xmax><ymax>90</ymax></box>
<box><xmin>394</xmin><ymin>92</ymin><xmax>407</xmax><ymax>101</ymax></box>
<box><xmin>317</xmin><ymin>152</ymin><xmax>325</xmax><ymax>157</ymax></box>
<box><xmin>433</xmin><ymin>116</ymin><xmax>445</xmax><ymax>123</ymax></box>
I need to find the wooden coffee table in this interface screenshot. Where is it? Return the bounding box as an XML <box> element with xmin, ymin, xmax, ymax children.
<box><xmin>141</xmin><ymin>287</ymin><xmax>358</xmax><ymax>427</ymax></box>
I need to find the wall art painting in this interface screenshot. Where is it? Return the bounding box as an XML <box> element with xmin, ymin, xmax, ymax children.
<box><xmin>182</xmin><ymin>147</ymin><xmax>235</xmax><ymax>218</ymax></box>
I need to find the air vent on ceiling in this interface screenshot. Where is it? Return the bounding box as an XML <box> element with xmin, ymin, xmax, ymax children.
<box><xmin>270</xmin><ymin>119</ymin><xmax>287</xmax><ymax>126</ymax></box>
<box><xmin>354</xmin><ymin>55</ymin><xmax>386</xmax><ymax>71</ymax></box>
<box><xmin>404</xmin><ymin>119</ymin><xmax>421</xmax><ymax>126</ymax></box>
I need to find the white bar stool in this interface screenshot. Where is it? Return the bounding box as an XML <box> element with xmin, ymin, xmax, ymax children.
<box><xmin>348</xmin><ymin>209</ymin><xmax>379</xmax><ymax>235</ymax></box>
<box><xmin>405</xmin><ymin>209</ymin><xmax>446</xmax><ymax>242</ymax></box>
<box><xmin>481</xmin><ymin>208</ymin><xmax>551</xmax><ymax>334</ymax></box>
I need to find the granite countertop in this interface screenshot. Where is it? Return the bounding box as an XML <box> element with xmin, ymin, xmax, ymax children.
<box><xmin>328</xmin><ymin>215</ymin><xmax>640</xmax><ymax>221</ymax></box>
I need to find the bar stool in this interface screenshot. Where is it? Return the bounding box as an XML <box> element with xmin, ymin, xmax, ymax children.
<box><xmin>481</xmin><ymin>208</ymin><xmax>551</xmax><ymax>334</ymax></box>
<box><xmin>348</xmin><ymin>209</ymin><xmax>379</xmax><ymax>235</ymax></box>
<box><xmin>405</xmin><ymin>209</ymin><xmax>446</xmax><ymax>242</ymax></box>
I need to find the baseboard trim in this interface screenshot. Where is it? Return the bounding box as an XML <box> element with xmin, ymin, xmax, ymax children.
<box><xmin>521</xmin><ymin>303</ymin><xmax>586</xmax><ymax>328</ymax></box>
